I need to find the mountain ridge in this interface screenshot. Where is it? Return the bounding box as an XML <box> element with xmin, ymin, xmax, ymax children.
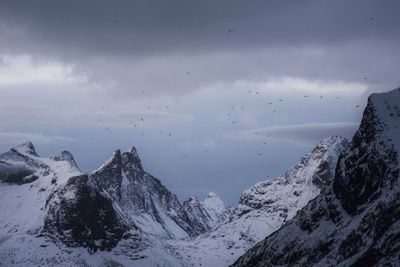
<box><xmin>232</xmin><ymin>88</ymin><xmax>400</xmax><ymax>267</ymax></box>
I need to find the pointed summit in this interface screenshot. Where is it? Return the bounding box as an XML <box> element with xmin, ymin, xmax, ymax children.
<box><xmin>50</xmin><ymin>150</ymin><xmax>81</xmax><ymax>171</ymax></box>
<box><xmin>122</xmin><ymin>146</ymin><xmax>143</xmax><ymax>172</ymax></box>
<box><xmin>13</xmin><ymin>141</ymin><xmax>38</xmax><ymax>156</ymax></box>
<box><xmin>90</xmin><ymin>150</ymin><xmax>123</xmax><ymax>199</ymax></box>
<box><xmin>206</xmin><ymin>192</ymin><xmax>218</xmax><ymax>198</ymax></box>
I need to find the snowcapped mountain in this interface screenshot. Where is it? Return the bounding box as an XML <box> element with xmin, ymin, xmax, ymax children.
<box><xmin>166</xmin><ymin>135</ymin><xmax>349</xmax><ymax>267</ymax></box>
<box><xmin>0</xmin><ymin>142</ymin><xmax>84</xmax><ymax>236</ymax></box>
<box><xmin>183</xmin><ymin>192</ymin><xmax>232</xmax><ymax>232</ymax></box>
<box><xmin>0</xmin><ymin>142</ymin><xmax>231</xmax><ymax>266</ymax></box>
<box><xmin>89</xmin><ymin>146</ymin><xmax>203</xmax><ymax>239</ymax></box>
<box><xmin>0</xmin><ymin>134</ymin><xmax>349</xmax><ymax>266</ymax></box>
<box><xmin>233</xmin><ymin>88</ymin><xmax>400</xmax><ymax>266</ymax></box>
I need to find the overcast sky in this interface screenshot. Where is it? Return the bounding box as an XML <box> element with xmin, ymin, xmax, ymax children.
<box><xmin>0</xmin><ymin>0</ymin><xmax>399</xmax><ymax>204</ymax></box>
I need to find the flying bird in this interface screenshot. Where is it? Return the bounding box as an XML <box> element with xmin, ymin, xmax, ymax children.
<box><xmin>226</xmin><ymin>29</ymin><xmax>235</xmax><ymax>33</ymax></box>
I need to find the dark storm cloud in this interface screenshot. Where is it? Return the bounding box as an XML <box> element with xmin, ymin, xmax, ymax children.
<box><xmin>1</xmin><ymin>0</ymin><xmax>399</xmax><ymax>58</ymax></box>
<box><xmin>1</xmin><ymin>0</ymin><xmax>400</xmax><ymax>97</ymax></box>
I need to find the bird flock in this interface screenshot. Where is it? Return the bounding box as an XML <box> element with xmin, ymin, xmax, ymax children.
<box><xmin>100</xmin><ymin>17</ymin><xmax>376</xmax><ymax>158</ymax></box>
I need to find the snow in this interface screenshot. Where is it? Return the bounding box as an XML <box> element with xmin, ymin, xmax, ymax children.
<box><xmin>0</xmin><ymin>145</ymin><xmax>83</xmax><ymax>247</ymax></box>
<box><xmin>162</xmin><ymin>135</ymin><xmax>348</xmax><ymax>266</ymax></box>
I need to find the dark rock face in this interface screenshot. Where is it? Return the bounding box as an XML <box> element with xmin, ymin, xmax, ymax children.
<box><xmin>333</xmin><ymin>99</ymin><xmax>399</xmax><ymax>215</ymax></box>
<box><xmin>232</xmin><ymin>89</ymin><xmax>400</xmax><ymax>267</ymax></box>
<box><xmin>43</xmin><ymin>175</ymin><xmax>130</xmax><ymax>253</ymax></box>
<box><xmin>90</xmin><ymin>150</ymin><xmax>123</xmax><ymax>200</ymax></box>
<box><xmin>182</xmin><ymin>196</ymin><xmax>211</xmax><ymax>233</ymax></box>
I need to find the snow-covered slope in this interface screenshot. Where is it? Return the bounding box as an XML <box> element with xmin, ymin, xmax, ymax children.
<box><xmin>233</xmin><ymin>88</ymin><xmax>400</xmax><ymax>267</ymax></box>
<box><xmin>167</xmin><ymin>135</ymin><xmax>349</xmax><ymax>267</ymax></box>
<box><xmin>183</xmin><ymin>192</ymin><xmax>232</xmax><ymax>233</ymax></box>
<box><xmin>0</xmin><ymin>142</ymin><xmax>84</xmax><ymax>236</ymax></box>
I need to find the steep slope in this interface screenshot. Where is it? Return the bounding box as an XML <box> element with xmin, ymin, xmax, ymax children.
<box><xmin>90</xmin><ymin>147</ymin><xmax>203</xmax><ymax>239</ymax></box>
<box><xmin>233</xmin><ymin>88</ymin><xmax>400</xmax><ymax>267</ymax></box>
<box><xmin>168</xmin><ymin>135</ymin><xmax>349</xmax><ymax>267</ymax></box>
<box><xmin>0</xmin><ymin>142</ymin><xmax>84</xmax><ymax>235</ymax></box>
<box><xmin>183</xmin><ymin>192</ymin><xmax>232</xmax><ymax>232</ymax></box>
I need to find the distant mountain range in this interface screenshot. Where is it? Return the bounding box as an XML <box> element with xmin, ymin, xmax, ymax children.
<box><xmin>0</xmin><ymin>88</ymin><xmax>399</xmax><ymax>266</ymax></box>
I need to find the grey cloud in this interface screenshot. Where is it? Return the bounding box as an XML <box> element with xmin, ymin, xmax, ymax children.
<box><xmin>1</xmin><ymin>0</ymin><xmax>399</xmax><ymax>57</ymax></box>
<box><xmin>0</xmin><ymin>104</ymin><xmax>193</xmax><ymax>128</ymax></box>
<box><xmin>0</xmin><ymin>131</ymin><xmax>74</xmax><ymax>145</ymax></box>
<box><xmin>224</xmin><ymin>122</ymin><xmax>358</xmax><ymax>143</ymax></box>
<box><xmin>0</xmin><ymin>1</ymin><xmax>399</xmax><ymax>98</ymax></box>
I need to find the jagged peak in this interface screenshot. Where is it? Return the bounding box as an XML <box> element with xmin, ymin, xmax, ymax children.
<box><xmin>129</xmin><ymin>146</ymin><xmax>139</xmax><ymax>157</ymax></box>
<box><xmin>206</xmin><ymin>192</ymin><xmax>218</xmax><ymax>198</ymax></box>
<box><xmin>311</xmin><ymin>135</ymin><xmax>348</xmax><ymax>152</ymax></box>
<box><xmin>12</xmin><ymin>141</ymin><xmax>38</xmax><ymax>156</ymax></box>
<box><xmin>122</xmin><ymin>145</ymin><xmax>143</xmax><ymax>172</ymax></box>
<box><xmin>50</xmin><ymin>150</ymin><xmax>81</xmax><ymax>171</ymax></box>
<box><xmin>92</xmin><ymin>149</ymin><xmax>122</xmax><ymax>174</ymax></box>
<box><xmin>368</xmin><ymin>88</ymin><xmax>400</xmax><ymax>134</ymax></box>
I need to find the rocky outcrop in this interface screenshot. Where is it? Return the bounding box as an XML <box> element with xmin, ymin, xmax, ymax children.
<box><xmin>43</xmin><ymin>175</ymin><xmax>131</xmax><ymax>252</ymax></box>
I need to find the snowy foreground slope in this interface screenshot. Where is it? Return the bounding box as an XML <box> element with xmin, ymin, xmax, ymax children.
<box><xmin>233</xmin><ymin>88</ymin><xmax>400</xmax><ymax>267</ymax></box>
<box><xmin>167</xmin><ymin>135</ymin><xmax>348</xmax><ymax>267</ymax></box>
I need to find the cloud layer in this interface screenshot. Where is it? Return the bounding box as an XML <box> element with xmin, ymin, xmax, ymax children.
<box><xmin>224</xmin><ymin>122</ymin><xmax>358</xmax><ymax>143</ymax></box>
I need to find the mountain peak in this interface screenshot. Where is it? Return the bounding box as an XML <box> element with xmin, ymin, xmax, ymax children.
<box><xmin>129</xmin><ymin>146</ymin><xmax>139</xmax><ymax>156</ymax></box>
<box><xmin>12</xmin><ymin>141</ymin><xmax>38</xmax><ymax>156</ymax></box>
<box><xmin>206</xmin><ymin>192</ymin><xmax>218</xmax><ymax>198</ymax></box>
<box><xmin>93</xmin><ymin>149</ymin><xmax>121</xmax><ymax>173</ymax></box>
<box><xmin>122</xmin><ymin>146</ymin><xmax>143</xmax><ymax>172</ymax></box>
<box><xmin>50</xmin><ymin>150</ymin><xmax>81</xmax><ymax>171</ymax></box>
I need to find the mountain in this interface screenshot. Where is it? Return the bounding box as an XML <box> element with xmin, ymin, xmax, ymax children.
<box><xmin>233</xmin><ymin>88</ymin><xmax>400</xmax><ymax>266</ymax></box>
<box><xmin>89</xmin><ymin>146</ymin><xmax>204</xmax><ymax>239</ymax></box>
<box><xmin>183</xmin><ymin>192</ymin><xmax>232</xmax><ymax>233</ymax></box>
<box><xmin>0</xmin><ymin>142</ymin><xmax>230</xmax><ymax>266</ymax></box>
<box><xmin>0</xmin><ymin>142</ymin><xmax>152</xmax><ymax>264</ymax></box>
<box><xmin>167</xmin><ymin>135</ymin><xmax>349</xmax><ymax>267</ymax></box>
